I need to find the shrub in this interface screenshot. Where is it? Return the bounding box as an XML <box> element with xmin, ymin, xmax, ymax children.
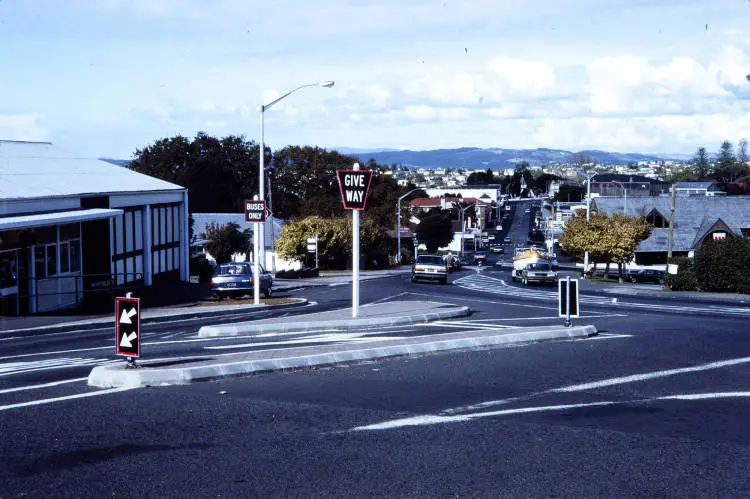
<box><xmin>190</xmin><ymin>255</ymin><xmax>215</xmax><ymax>283</ymax></box>
<box><xmin>694</xmin><ymin>238</ymin><xmax>750</xmax><ymax>293</ymax></box>
<box><xmin>666</xmin><ymin>257</ymin><xmax>697</xmax><ymax>291</ymax></box>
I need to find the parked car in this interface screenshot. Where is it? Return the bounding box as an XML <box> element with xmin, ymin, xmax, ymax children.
<box><xmin>524</xmin><ymin>208</ymin><xmax>531</xmax><ymax>214</ymax></box>
<box><xmin>412</xmin><ymin>254</ymin><xmax>449</xmax><ymax>284</ymax></box>
<box><xmin>473</xmin><ymin>252</ymin><xmax>488</xmax><ymax>265</ymax></box>
<box><xmin>550</xmin><ymin>257</ymin><xmax>559</xmax><ymax>270</ymax></box>
<box><xmin>210</xmin><ymin>261</ymin><xmax>273</xmax><ymax>299</ymax></box>
<box><xmin>521</xmin><ymin>261</ymin><xmax>556</xmax><ymax>286</ymax></box>
<box><xmin>631</xmin><ymin>269</ymin><xmax>665</xmax><ymax>284</ymax></box>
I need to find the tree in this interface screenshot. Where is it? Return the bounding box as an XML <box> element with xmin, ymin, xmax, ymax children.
<box><xmin>606</xmin><ymin>214</ymin><xmax>653</xmax><ymax>281</ymax></box>
<box><xmin>416</xmin><ymin>209</ymin><xmax>454</xmax><ymax>253</ymax></box>
<box><xmin>203</xmin><ymin>222</ymin><xmax>251</xmax><ymax>265</ymax></box>
<box><xmin>737</xmin><ymin>138</ymin><xmax>749</xmax><ymax>177</ymax></box>
<box><xmin>570</xmin><ymin>151</ymin><xmax>593</xmax><ymax>168</ymax></box>
<box><xmin>692</xmin><ymin>146</ymin><xmax>711</xmax><ymax>178</ymax></box>
<box><xmin>128</xmin><ymin>132</ymin><xmax>264</xmax><ymax>213</ymax></box>
<box><xmin>466</xmin><ymin>170</ymin><xmax>493</xmax><ymax>185</ymax></box>
<box><xmin>275</xmin><ymin>216</ymin><xmax>385</xmax><ymax>270</ymax></box>
<box><xmin>714</xmin><ymin>140</ymin><xmax>739</xmax><ymax>183</ymax></box>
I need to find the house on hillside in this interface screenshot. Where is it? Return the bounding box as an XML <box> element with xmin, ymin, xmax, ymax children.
<box><xmin>592</xmin><ymin>197</ymin><xmax>750</xmax><ymax>265</ymax></box>
<box><xmin>590</xmin><ymin>174</ymin><xmax>667</xmax><ymax>198</ymax></box>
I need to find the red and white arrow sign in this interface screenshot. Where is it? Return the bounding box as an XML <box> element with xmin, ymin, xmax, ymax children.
<box><xmin>120</xmin><ymin>332</ymin><xmax>138</xmax><ymax>348</ymax></box>
<box><xmin>119</xmin><ymin>307</ymin><xmax>137</xmax><ymax>324</ymax></box>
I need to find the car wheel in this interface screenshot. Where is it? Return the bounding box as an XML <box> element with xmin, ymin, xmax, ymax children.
<box><xmin>440</xmin><ymin>278</ymin><xmax>447</xmax><ymax>285</ymax></box>
<box><xmin>522</xmin><ymin>276</ymin><xmax>528</xmax><ymax>286</ymax></box>
<box><xmin>411</xmin><ymin>275</ymin><xmax>417</xmax><ymax>283</ymax></box>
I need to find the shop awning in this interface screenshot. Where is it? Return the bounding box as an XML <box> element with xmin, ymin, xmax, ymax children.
<box><xmin>0</xmin><ymin>208</ymin><xmax>124</xmax><ymax>231</ymax></box>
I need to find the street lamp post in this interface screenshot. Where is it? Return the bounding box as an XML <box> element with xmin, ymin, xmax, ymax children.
<box><xmin>396</xmin><ymin>188</ymin><xmax>420</xmax><ymax>265</ymax></box>
<box><xmin>258</xmin><ymin>80</ymin><xmax>334</xmax><ymax>274</ymax></box>
<box><xmin>577</xmin><ymin>170</ymin><xmax>597</xmax><ymax>276</ymax></box>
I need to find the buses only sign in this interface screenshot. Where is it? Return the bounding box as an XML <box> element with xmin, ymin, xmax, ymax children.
<box><xmin>337</xmin><ymin>170</ymin><xmax>373</xmax><ymax>210</ymax></box>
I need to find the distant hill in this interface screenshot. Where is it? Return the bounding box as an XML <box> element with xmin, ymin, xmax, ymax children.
<box><xmin>100</xmin><ymin>158</ymin><xmax>130</xmax><ymax>167</ymax></box>
<box><xmin>342</xmin><ymin>147</ymin><xmax>687</xmax><ymax>169</ymax></box>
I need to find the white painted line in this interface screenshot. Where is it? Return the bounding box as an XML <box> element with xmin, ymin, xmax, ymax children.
<box><xmin>657</xmin><ymin>391</ymin><xmax>750</xmax><ymax>400</ymax></box>
<box><xmin>580</xmin><ymin>333</ymin><xmax>633</xmax><ymax>341</ymax></box>
<box><xmin>203</xmin><ymin>333</ymin><xmax>407</xmax><ymax>350</ymax></box>
<box><xmin>369</xmin><ymin>292</ymin><xmax>411</xmax><ymax>305</ymax></box>
<box><xmin>0</xmin><ymin>377</ymin><xmax>88</xmax><ymax>395</ymax></box>
<box><xmin>416</xmin><ymin>322</ymin><xmax>516</xmax><ymax>330</ymax></box>
<box><xmin>0</xmin><ymin>387</ymin><xmax>134</xmax><ymax>412</ymax></box>
<box><xmin>550</xmin><ymin>355</ymin><xmax>750</xmax><ymax>393</ymax></box>
<box><xmin>406</xmin><ymin>292</ymin><xmax>558</xmax><ymax>311</ymax></box>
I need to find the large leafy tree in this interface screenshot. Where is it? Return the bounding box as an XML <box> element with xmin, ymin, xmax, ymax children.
<box><xmin>714</xmin><ymin>140</ymin><xmax>740</xmax><ymax>183</ymax></box>
<box><xmin>416</xmin><ymin>209</ymin><xmax>454</xmax><ymax>253</ymax></box>
<box><xmin>275</xmin><ymin>216</ymin><xmax>386</xmax><ymax>270</ymax></box>
<box><xmin>128</xmin><ymin>132</ymin><xmax>265</xmax><ymax>213</ymax></box>
<box><xmin>605</xmin><ymin>214</ymin><xmax>653</xmax><ymax>281</ymax></box>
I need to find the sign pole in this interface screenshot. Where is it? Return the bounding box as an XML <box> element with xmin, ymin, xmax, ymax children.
<box><xmin>565</xmin><ymin>275</ymin><xmax>572</xmax><ymax>327</ymax></box>
<box><xmin>352</xmin><ymin>164</ymin><xmax>360</xmax><ymax>318</ymax></box>
<box><xmin>315</xmin><ymin>233</ymin><xmax>319</xmax><ymax>269</ymax></box>
<box><xmin>252</xmin><ymin>195</ymin><xmax>261</xmax><ymax>305</ymax></box>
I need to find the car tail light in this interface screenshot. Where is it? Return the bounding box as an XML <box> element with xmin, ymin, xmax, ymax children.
<box><xmin>438</xmin><ymin>268</ymin><xmax>447</xmax><ymax>273</ymax></box>
<box><xmin>415</xmin><ymin>266</ymin><xmax>425</xmax><ymax>272</ymax></box>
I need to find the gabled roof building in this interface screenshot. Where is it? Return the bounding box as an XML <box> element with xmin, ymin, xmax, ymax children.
<box><xmin>0</xmin><ymin>140</ymin><xmax>189</xmax><ymax>315</ymax></box>
<box><xmin>592</xmin><ymin>196</ymin><xmax>750</xmax><ymax>265</ymax></box>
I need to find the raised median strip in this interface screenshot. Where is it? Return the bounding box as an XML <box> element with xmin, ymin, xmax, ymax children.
<box><xmin>197</xmin><ymin>302</ymin><xmax>471</xmax><ymax>337</ymax></box>
<box><xmin>87</xmin><ymin>324</ymin><xmax>597</xmax><ymax>389</ymax></box>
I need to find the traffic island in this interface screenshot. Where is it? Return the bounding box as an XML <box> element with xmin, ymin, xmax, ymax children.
<box><xmin>88</xmin><ymin>324</ymin><xmax>597</xmax><ymax>389</ymax></box>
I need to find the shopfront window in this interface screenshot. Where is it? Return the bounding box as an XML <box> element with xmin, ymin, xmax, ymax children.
<box><xmin>0</xmin><ymin>251</ymin><xmax>18</xmax><ymax>288</ymax></box>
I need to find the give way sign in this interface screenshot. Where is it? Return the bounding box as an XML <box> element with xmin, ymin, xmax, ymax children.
<box><xmin>337</xmin><ymin>169</ymin><xmax>373</xmax><ymax>210</ymax></box>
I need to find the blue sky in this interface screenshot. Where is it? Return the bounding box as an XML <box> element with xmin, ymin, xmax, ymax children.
<box><xmin>1</xmin><ymin>0</ymin><xmax>749</xmax><ymax>159</ymax></box>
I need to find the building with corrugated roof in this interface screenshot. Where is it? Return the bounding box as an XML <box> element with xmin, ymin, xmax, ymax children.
<box><xmin>0</xmin><ymin>140</ymin><xmax>189</xmax><ymax>315</ymax></box>
<box><xmin>592</xmin><ymin>196</ymin><xmax>750</xmax><ymax>265</ymax></box>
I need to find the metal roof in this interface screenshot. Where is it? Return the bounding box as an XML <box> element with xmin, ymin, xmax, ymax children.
<box><xmin>0</xmin><ymin>140</ymin><xmax>184</xmax><ymax>200</ymax></box>
<box><xmin>592</xmin><ymin>196</ymin><xmax>750</xmax><ymax>252</ymax></box>
<box><xmin>0</xmin><ymin>208</ymin><xmax>123</xmax><ymax>231</ymax></box>
<box><xmin>674</xmin><ymin>182</ymin><xmax>715</xmax><ymax>189</ymax></box>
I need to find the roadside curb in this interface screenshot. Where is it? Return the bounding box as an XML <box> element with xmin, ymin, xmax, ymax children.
<box><xmin>88</xmin><ymin>324</ymin><xmax>597</xmax><ymax>388</ymax></box>
<box><xmin>197</xmin><ymin>305</ymin><xmax>471</xmax><ymax>337</ymax></box>
<box><xmin>0</xmin><ymin>298</ymin><xmax>309</xmax><ymax>336</ymax></box>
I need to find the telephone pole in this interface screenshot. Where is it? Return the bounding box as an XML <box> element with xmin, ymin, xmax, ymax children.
<box><xmin>667</xmin><ymin>183</ymin><xmax>676</xmax><ymax>261</ymax></box>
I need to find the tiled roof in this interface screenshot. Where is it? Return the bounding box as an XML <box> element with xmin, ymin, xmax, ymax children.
<box><xmin>592</xmin><ymin>196</ymin><xmax>750</xmax><ymax>252</ymax></box>
<box><xmin>410</xmin><ymin>198</ymin><xmax>441</xmax><ymax>207</ymax></box>
<box><xmin>0</xmin><ymin>140</ymin><xmax>183</xmax><ymax>200</ymax></box>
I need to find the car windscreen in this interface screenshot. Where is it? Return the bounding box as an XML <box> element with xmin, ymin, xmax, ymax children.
<box><xmin>416</xmin><ymin>256</ymin><xmax>444</xmax><ymax>265</ymax></box>
<box><xmin>528</xmin><ymin>263</ymin><xmax>551</xmax><ymax>271</ymax></box>
<box><xmin>215</xmin><ymin>264</ymin><xmax>251</xmax><ymax>275</ymax></box>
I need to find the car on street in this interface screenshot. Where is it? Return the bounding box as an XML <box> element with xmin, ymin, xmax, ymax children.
<box><xmin>473</xmin><ymin>252</ymin><xmax>488</xmax><ymax>265</ymax></box>
<box><xmin>412</xmin><ymin>254</ymin><xmax>449</xmax><ymax>284</ymax></box>
<box><xmin>524</xmin><ymin>208</ymin><xmax>531</xmax><ymax>214</ymax></box>
<box><xmin>504</xmin><ymin>237</ymin><xmax>512</xmax><ymax>244</ymax></box>
<box><xmin>442</xmin><ymin>254</ymin><xmax>461</xmax><ymax>272</ymax></box>
<box><xmin>520</xmin><ymin>261</ymin><xmax>556</xmax><ymax>286</ymax></box>
<box><xmin>210</xmin><ymin>261</ymin><xmax>273</xmax><ymax>299</ymax></box>
<box><xmin>550</xmin><ymin>257</ymin><xmax>559</xmax><ymax>270</ymax></box>
<box><xmin>490</xmin><ymin>245</ymin><xmax>505</xmax><ymax>254</ymax></box>
<box><xmin>631</xmin><ymin>269</ymin><xmax>665</xmax><ymax>284</ymax></box>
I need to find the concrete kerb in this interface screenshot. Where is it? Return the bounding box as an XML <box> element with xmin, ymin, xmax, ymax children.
<box><xmin>196</xmin><ymin>305</ymin><xmax>471</xmax><ymax>337</ymax></box>
<box><xmin>88</xmin><ymin>324</ymin><xmax>597</xmax><ymax>388</ymax></box>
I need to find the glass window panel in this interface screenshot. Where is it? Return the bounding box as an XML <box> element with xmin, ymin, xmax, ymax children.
<box><xmin>69</xmin><ymin>240</ymin><xmax>81</xmax><ymax>272</ymax></box>
<box><xmin>160</xmin><ymin>249</ymin><xmax>166</xmax><ymax>272</ymax></box>
<box><xmin>116</xmin><ymin>259</ymin><xmax>125</xmax><ymax>285</ymax></box>
<box><xmin>114</xmin><ymin>215</ymin><xmax>124</xmax><ymax>255</ymax></box>
<box><xmin>160</xmin><ymin>208</ymin><xmax>166</xmax><ymax>244</ymax></box>
<box><xmin>173</xmin><ymin>247</ymin><xmax>180</xmax><ymax>269</ymax></box>
<box><xmin>166</xmin><ymin>208</ymin><xmax>172</xmax><ymax>243</ymax></box>
<box><xmin>135</xmin><ymin>210</ymin><xmax>143</xmax><ymax>250</ymax></box>
<box><xmin>35</xmin><ymin>246</ymin><xmax>46</xmax><ymax>278</ymax></box>
<box><xmin>173</xmin><ymin>207</ymin><xmax>180</xmax><ymax>242</ymax></box>
<box><xmin>153</xmin><ymin>252</ymin><xmax>160</xmax><ymax>274</ymax></box>
<box><xmin>135</xmin><ymin>255</ymin><xmax>143</xmax><ymax>280</ymax></box>
<box><xmin>60</xmin><ymin>223</ymin><xmax>80</xmax><ymax>240</ymax></box>
<box><xmin>60</xmin><ymin>242</ymin><xmax>70</xmax><ymax>273</ymax></box>
<box><xmin>0</xmin><ymin>251</ymin><xmax>18</xmax><ymax>288</ymax></box>
<box><xmin>125</xmin><ymin>211</ymin><xmax>134</xmax><ymax>252</ymax></box>
<box><xmin>46</xmin><ymin>244</ymin><xmax>57</xmax><ymax>276</ymax></box>
<box><xmin>151</xmin><ymin>207</ymin><xmax>158</xmax><ymax>245</ymax></box>
<box><xmin>167</xmin><ymin>247</ymin><xmax>173</xmax><ymax>271</ymax></box>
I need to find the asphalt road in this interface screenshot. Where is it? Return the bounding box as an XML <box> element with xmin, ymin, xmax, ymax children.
<box><xmin>2</xmin><ymin>261</ymin><xmax>750</xmax><ymax>496</ymax></box>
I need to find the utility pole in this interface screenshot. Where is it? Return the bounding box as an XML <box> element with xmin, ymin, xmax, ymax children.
<box><xmin>667</xmin><ymin>183</ymin><xmax>676</xmax><ymax>261</ymax></box>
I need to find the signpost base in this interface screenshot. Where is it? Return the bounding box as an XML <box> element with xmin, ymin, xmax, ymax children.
<box><xmin>126</xmin><ymin>357</ymin><xmax>139</xmax><ymax>369</ymax></box>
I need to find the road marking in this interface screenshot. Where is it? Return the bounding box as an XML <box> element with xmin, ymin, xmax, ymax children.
<box><xmin>351</xmin><ymin>391</ymin><xmax>750</xmax><ymax>432</ymax></box>
<box><xmin>0</xmin><ymin>377</ymin><xmax>88</xmax><ymax>395</ymax></box>
<box><xmin>551</xmin><ymin>355</ymin><xmax>750</xmax><ymax>393</ymax></box>
<box><xmin>0</xmin><ymin>358</ymin><xmax>120</xmax><ymax>377</ymax></box>
<box><xmin>0</xmin><ymin>387</ymin><xmax>134</xmax><ymax>412</ymax></box>
<box><xmin>369</xmin><ymin>292</ymin><xmax>411</xmax><ymax>305</ymax></box>
<box><xmin>203</xmin><ymin>332</ymin><xmax>408</xmax><ymax>350</ymax></box>
<box><xmin>406</xmin><ymin>292</ymin><xmax>558</xmax><ymax>311</ymax></box>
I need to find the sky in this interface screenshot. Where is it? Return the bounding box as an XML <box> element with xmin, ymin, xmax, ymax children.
<box><xmin>1</xmin><ymin>0</ymin><xmax>750</xmax><ymax>159</ymax></box>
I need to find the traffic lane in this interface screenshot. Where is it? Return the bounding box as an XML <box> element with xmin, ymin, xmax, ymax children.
<box><xmin>3</xmin><ymin>331</ymin><xmax>749</xmax><ymax>496</ymax></box>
